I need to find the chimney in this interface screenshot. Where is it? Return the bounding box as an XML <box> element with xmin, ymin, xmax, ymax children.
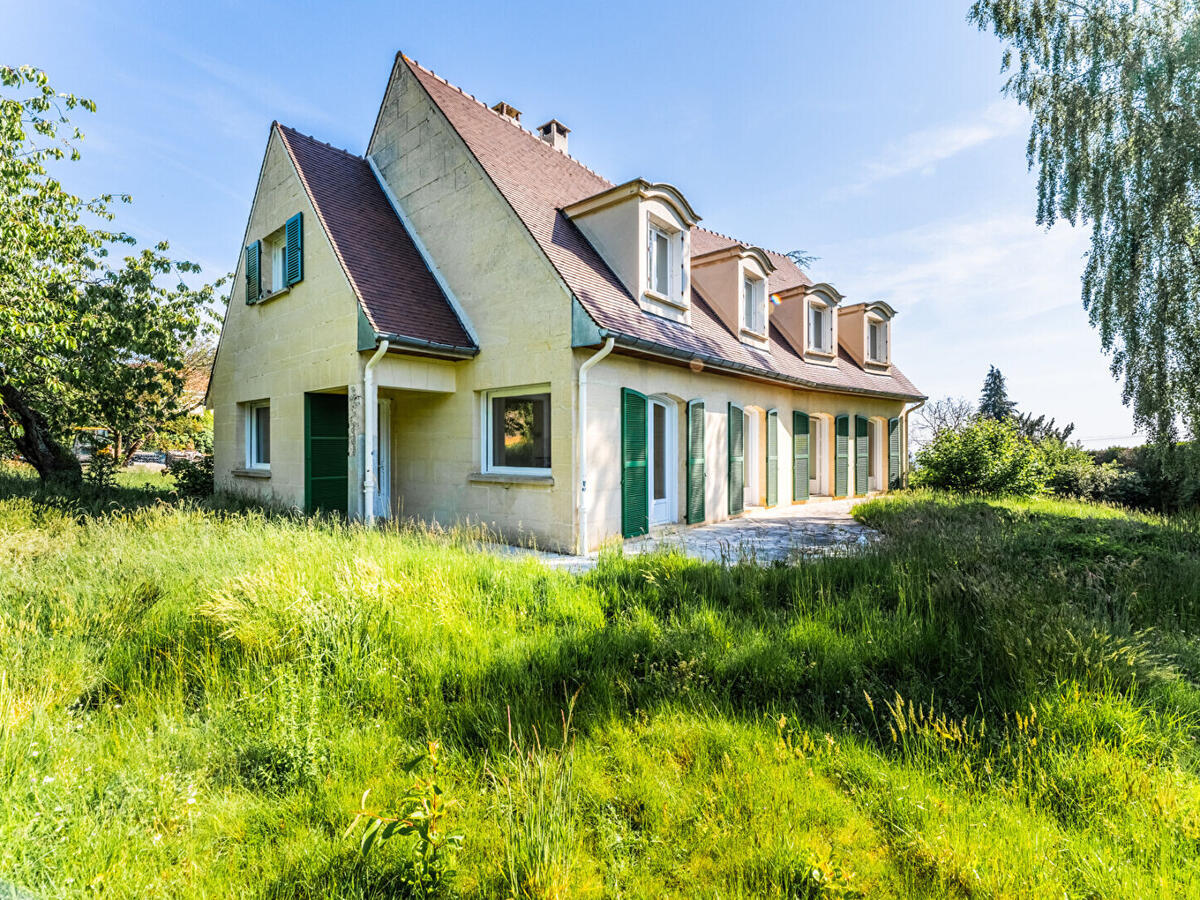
<box><xmin>491</xmin><ymin>101</ymin><xmax>522</xmax><ymax>123</ymax></box>
<box><xmin>537</xmin><ymin>119</ymin><xmax>570</xmax><ymax>153</ymax></box>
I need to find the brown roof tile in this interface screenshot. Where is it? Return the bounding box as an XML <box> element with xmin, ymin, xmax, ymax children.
<box><xmin>276</xmin><ymin>123</ymin><xmax>476</xmax><ymax>354</ymax></box>
<box><xmin>402</xmin><ymin>57</ymin><xmax>922</xmax><ymax>399</ymax></box>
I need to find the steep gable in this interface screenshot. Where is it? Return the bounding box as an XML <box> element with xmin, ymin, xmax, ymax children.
<box><xmin>397</xmin><ymin>56</ymin><xmax>921</xmax><ymax>401</ymax></box>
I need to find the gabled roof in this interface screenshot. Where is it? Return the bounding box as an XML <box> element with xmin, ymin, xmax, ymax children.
<box><xmin>276</xmin><ymin>123</ymin><xmax>476</xmax><ymax>355</ymax></box>
<box><xmin>398</xmin><ymin>56</ymin><xmax>922</xmax><ymax>400</ymax></box>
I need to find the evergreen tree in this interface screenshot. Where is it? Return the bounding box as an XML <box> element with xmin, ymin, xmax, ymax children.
<box><xmin>970</xmin><ymin>0</ymin><xmax>1200</xmax><ymax>441</ymax></box>
<box><xmin>978</xmin><ymin>366</ymin><xmax>1017</xmax><ymax>421</ymax></box>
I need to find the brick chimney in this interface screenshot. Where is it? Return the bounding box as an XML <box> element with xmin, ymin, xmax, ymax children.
<box><xmin>491</xmin><ymin>101</ymin><xmax>521</xmax><ymax>122</ymax></box>
<box><xmin>537</xmin><ymin>119</ymin><xmax>570</xmax><ymax>153</ymax></box>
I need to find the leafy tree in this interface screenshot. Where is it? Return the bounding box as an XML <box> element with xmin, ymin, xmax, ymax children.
<box><xmin>0</xmin><ymin>65</ymin><xmax>219</xmax><ymax>481</ymax></box>
<box><xmin>978</xmin><ymin>365</ymin><xmax>1017</xmax><ymax>421</ymax></box>
<box><xmin>785</xmin><ymin>249</ymin><xmax>818</xmax><ymax>269</ymax></box>
<box><xmin>969</xmin><ymin>0</ymin><xmax>1200</xmax><ymax>441</ymax></box>
<box><xmin>912</xmin><ymin>417</ymin><xmax>1046</xmax><ymax>495</ymax></box>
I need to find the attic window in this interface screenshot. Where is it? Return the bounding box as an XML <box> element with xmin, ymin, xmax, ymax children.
<box><xmin>808</xmin><ymin>299</ymin><xmax>833</xmax><ymax>353</ymax></box>
<box><xmin>645</xmin><ymin>217</ymin><xmax>686</xmax><ymax>308</ymax></box>
<box><xmin>868</xmin><ymin>316</ymin><xmax>889</xmax><ymax>363</ymax></box>
<box><xmin>742</xmin><ymin>273</ymin><xmax>766</xmax><ymax>336</ymax></box>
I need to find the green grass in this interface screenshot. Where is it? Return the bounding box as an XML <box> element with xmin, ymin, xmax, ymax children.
<box><xmin>1</xmin><ymin>466</ymin><xmax>1198</xmax><ymax>898</ymax></box>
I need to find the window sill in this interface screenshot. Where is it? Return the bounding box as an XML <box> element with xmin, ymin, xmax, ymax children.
<box><xmin>232</xmin><ymin>467</ymin><xmax>271</xmax><ymax>479</ymax></box>
<box><xmin>740</xmin><ymin>326</ymin><xmax>768</xmax><ymax>342</ymax></box>
<box><xmin>806</xmin><ymin>347</ymin><xmax>835</xmax><ymax>358</ymax></box>
<box><xmin>642</xmin><ymin>289</ymin><xmax>688</xmax><ymax>312</ymax></box>
<box><xmin>469</xmin><ymin>471</ymin><xmax>554</xmax><ymax>487</ymax></box>
<box><xmin>257</xmin><ymin>285</ymin><xmax>292</xmax><ymax>305</ymax></box>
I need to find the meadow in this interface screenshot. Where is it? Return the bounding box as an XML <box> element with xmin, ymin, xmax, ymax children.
<box><xmin>0</xmin><ymin>465</ymin><xmax>1198</xmax><ymax>898</ymax></box>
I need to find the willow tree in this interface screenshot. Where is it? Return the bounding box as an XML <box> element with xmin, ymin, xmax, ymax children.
<box><xmin>970</xmin><ymin>0</ymin><xmax>1200</xmax><ymax>441</ymax></box>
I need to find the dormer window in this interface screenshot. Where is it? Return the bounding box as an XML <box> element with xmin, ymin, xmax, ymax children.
<box><xmin>742</xmin><ymin>273</ymin><xmax>766</xmax><ymax>336</ymax></box>
<box><xmin>647</xmin><ymin>222</ymin><xmax>674</xmax><ymax>298</ymax></box>
<box><xmin>808</xmin><ymin>300</ymin><xmax>833</xmax><ymax>353</ymax></box>
<box><xmin>868</xmin><ymin>316</ymin><xmax>889</xmax><ymax>362</ymax></box>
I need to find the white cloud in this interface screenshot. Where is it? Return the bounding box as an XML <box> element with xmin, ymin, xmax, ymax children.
<box><xmin>815</xmin><ymin>213</ymin><xmax>1143</xmax><ymax>447</ymax></box>
<box><xmin>847</xmin><ymin>102</ymin><xmax>1027</xmax><ymax>193</ymax></box>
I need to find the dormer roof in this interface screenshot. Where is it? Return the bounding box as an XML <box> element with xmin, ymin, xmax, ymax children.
<box><xmin>379</xmin><ymin>54</ymin><xmax>922</xmax><ymax>400</ymax></box>
<box><xmin>564</xmin><ymin>179</ymin><xmax>701</xmax><ymax>227</ymax></box>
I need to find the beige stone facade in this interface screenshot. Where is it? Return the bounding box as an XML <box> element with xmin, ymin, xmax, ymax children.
<box><xmin>210</xmin><ymin>54</ymin><xmax>923</xmax><ymax>555</ymax></box>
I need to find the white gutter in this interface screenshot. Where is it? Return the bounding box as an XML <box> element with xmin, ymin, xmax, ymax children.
<box><xmin>363</xmin><ymin>339</ymin><xmax>390</xmax><ymax>523</ymax></box>
<box><xmin>576</xmin><ymin>336</ymin><xmax>616</xmax><ymax>554</ymax></box>
<box><xmin>901</xmin><ymin>398</ymin><xmax>925</xmax><ymax>487</ymax></box>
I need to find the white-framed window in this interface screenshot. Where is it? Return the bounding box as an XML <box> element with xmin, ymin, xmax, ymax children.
<box><xmin>483</xmin><ymin>385</ymin><xmax>552</xmax><ymax>475</ymax></box>
<box><xmin>244</xmin><ymin>400</ymin><xmax>271</xmax><ymax>469</ymax></box>
<box><xmin>808</xmin><ymin>300</ymin><xmax>833</xmax><ymax>352</ymax></box>
<box><xmin>645</xmin><ymin>216</ymin><xmax>688</xmax><ymax>307</ymax></box>
<box><xmin>868</xmin><ymin>317</ymin><xmax>889</xmax><ymax>362</ymax></box>
<box><xmin>742</xmin><ymin>273</ymin><xmax>766</xmax><ymax>335</ymax></box>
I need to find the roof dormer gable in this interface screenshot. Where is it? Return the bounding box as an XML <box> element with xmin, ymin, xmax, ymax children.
<box><xmin>691</xmin><ymin>244</ymin><xmax>776</xmax><ymax>350</ymax></box>
<box><xmin>769</xmin><ymin>282</ymin><xmax>843</xmax><ymax>366</ymax></box>
<box><xmin>564</xmin><ymin>179</ymin><xmax>700</xmax><ymax>326</ymax></box>
<box><xmin>839</xmin><ymin>300</ymin><xmax>896</xmax><ymax>372</ymax></box>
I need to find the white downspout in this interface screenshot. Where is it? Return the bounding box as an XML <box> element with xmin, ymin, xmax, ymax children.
<box><xmin>577</xmin><ymin>336</ymin><xmax>616</xmax><ymax>554</ymax></box>
<box><xmin>363</xmin><ymin>339</ymin><xmax>390</xmax><ymax>524</ymax></box>
<box><xmin>901</xmin><ymin>399</ymin><xmax>925</xmax><ymax>487</ymax></box>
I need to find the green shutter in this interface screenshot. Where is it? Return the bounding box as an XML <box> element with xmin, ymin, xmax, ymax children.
<box><xmin>765</xmin><ymin>409</ymin><xmax>778</xmax><ymax>507</ymax></box>
<box><xmin>855</xmin><ymin>414</ymin><xmax>869</xmax><ymax>496</ymax></box>
<box><xmin>285</xmin><ymin>212</ymin><xmax>303</xmax><ymax>286</ymax></box>
<box><xmin>305</xmin><ymin>392</ymin><xmax>349</xmax><ymax>516</ymax></box>
<box><xmin>621</xmin><ymin>388</ymin><xmax>649</xmax><ymax>538</ymax></box>
<box><xmin>728</xmin><ymin>403</ymin><xmax>744</xmax><ymax>515</ymax></box>
<box><xmin>834</xmin><ymin>414</ymin><xmax>849</xmax><ymax>497</ymax></box>
<box><xmin>686</xmin><ymin>399</ymin><xmax>706</xmax><ymax>524</ymax></box>
<box><xmin>793</xmin><ymin>411</ymin><xmax>810</xmax><ymax>501</ymax></box>
<box><xmin>888</xmin><ymin>417</ymin><xmax>901</xmax><ymax>490</ymax></box>
<box><xmin>245</xmin><ymin>240</ymin><xmax>261</xmax><ymax>304</ymax></box>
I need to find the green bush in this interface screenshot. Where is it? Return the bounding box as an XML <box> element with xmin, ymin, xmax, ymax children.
<box><xmin>912</xmin><ymin>418</ymin><xmax>1045</xmax><ymax>496</ymax></box>
<box><xmin>168</xmin><ymin>454</ymin><xmax>213</xmax><ymax>499</ymax></box>
<box><xmin>1039</xmin><ymin>439</ymin><xmax>1122</xmax><ymax>501</ymax></box>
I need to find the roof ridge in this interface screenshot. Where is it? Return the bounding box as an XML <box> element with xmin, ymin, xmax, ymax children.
<box><xmin>275</xmin><ymin>122</ymin><xmax>363</xmax><ymax>161</ymax></box>
<box><xmin>402</xmin><ymin>56</ymin><xmax>612</xmax><ymax>186</ymax></box>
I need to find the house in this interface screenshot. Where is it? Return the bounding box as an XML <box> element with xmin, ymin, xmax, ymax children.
<box><xmin>208</xmin><ymin>53</ymin><xmax>925</xmax><ymax>553</ymax></box>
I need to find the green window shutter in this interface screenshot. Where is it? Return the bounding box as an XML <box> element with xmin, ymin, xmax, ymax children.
<box><xmin>621</xmin><ymin>388</ymin><xmax>649</xmax><ymax>538</ymax></box>
<box><xmin>793</xmin><ymin>411</ymin><xmax>810</xmax><ymax>501</ymax></box>
<box><xmin>728</xmin><ymin>403</ymin><xmax>744</xmax><ymax>515</ymax></box>
<box><xmin>888</xmin><ymin>417</ymin><xmax>901</xmax><ymax>490</ymax></box>
<box><xmin>765</xmin><ymin>409</ymin><xmax>778</xmax><ymax>507</ymax></box>
<box><xmin>304</xmin><ymin>392</ymin><xmax>349</xmax><ymax>516</ymax></box>
<box><xmin>834</xmin><ymin>414</ymin><xmax>849</xmax><ymax>497</ymax></box>
<box><xmin>245</xmin><ymin>240</ymin><xmax>261</xmax><ymax>304</ymax></box>
<box><xmin>686</xmin><ymin>399</ymin><xmax>706</xmax><ymax>524</ymax></box>
<box><xmin>855</xmin><ymin>414</ymin><xmax>869</xmax><ymax>496</ymax></box>
<box><xmin>285</xmin><ymin>212</ymin><xmax>304</xmax><ymax>286</ymax></box>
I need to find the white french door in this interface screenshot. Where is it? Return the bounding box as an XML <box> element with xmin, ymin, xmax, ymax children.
<box><xmin>744</xmin><ymin>409</ymin><xmax>761</xmax><ymax>507</ymax></box>
<box><xmin>647</xmin><ymin>398</ymin><xmax>677</xmax><ymax>525</ymax></box>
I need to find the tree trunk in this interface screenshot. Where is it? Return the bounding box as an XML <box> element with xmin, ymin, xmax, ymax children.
<box><xmin>0</xmin><ymin>378</ymin><xmax>82</xmax><ymax>485</ymax></box>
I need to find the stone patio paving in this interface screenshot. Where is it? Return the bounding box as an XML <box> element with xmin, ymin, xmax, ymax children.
<box><xmin>493</xmin><ymin>497</ymin><xmax>878</xmax><ymax>573</ymax></box>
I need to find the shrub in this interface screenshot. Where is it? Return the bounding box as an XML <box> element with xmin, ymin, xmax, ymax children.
<box><xmin>1039</xmin><ymin>439</ymin><xmax>1122</xmax><ymax>501</ymax></box>
<box><xmin>911</xmin><ymin>418</ymin><xmax>1045</xmax><ymax>496</ymax></box>
<box><xmin>169</xmin><ymin>454</ymin><xmax>213</xmax><ymax>499</ymax></box>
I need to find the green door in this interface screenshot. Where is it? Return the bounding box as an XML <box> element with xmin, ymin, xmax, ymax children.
<box><xmin>728</xmin><ymin>403</ymin><xmax>744</xmax><ymax>515</ymax></box>
<box><xmin>834</xmin><ymin>414</ymin><xmax>849</xmax><ymax>497</ymax></box>
<box><xmin>686</xmin><ymin>400</ymin><xmax>705</xmax><ymax>524</ymax></box>
<box><xmin>793</xmin><ymin>411</ymin><xmax>810</xmax><ymax>501</ymax></box>
<box><xmin>621</xmin><ymin>388</ymin><xmax>649</xmax><ymax>538</ymax></box>
<box><xmin>888</xmin><ymin>417</ymin><xmax>901</xmax><ymax>489</ymax></box>
<box><xmin>765</xmin><ymin>409</ymin><xmax>778</xmax><ymax>507</ymax></box>
<box><xmin>855</xmin><ymin>415</ymin><xmax>869</xmax><ymax>496</ymax></box>
<box><xmin>305</xmin><ymin>392</ymin><xmax>349</xmax><ymax>516</ymax></box>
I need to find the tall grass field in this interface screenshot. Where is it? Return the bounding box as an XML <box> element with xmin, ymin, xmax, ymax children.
<box><xmin>0</xmin><ymin>465</ymin><xmax>1198</xmax><ymax>898</ymax></box>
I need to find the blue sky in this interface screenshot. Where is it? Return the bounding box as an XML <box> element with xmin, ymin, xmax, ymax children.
<box><xmin>4</xmin><ymin>0</ymin><xmax>1137</xmax><ymax>447</ymax></box>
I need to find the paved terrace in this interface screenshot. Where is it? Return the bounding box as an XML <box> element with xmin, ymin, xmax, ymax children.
<box><xmin>492</xmin><ymin>498</ymin><xmax>878</xmax><ymax>573</ymax></box>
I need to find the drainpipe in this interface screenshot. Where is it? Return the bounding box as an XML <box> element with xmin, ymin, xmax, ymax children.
<box><xmin>363</xmin><ymin>339</ymin><xmax>390</xmax><ymax>524</ymax></box>
<box><xmin>901</xmin><ymin>399</ymin><xmax>925</xmax><ymax>487</ymax></box>
<box><xmin>577</xmin><ymin>336</ymin><xmax>616</xmax><ymax>554</ymax></box>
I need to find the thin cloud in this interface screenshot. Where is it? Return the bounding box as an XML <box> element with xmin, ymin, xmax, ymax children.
<box><xmin>847</xmin><ymin>102</ymin><xmax>1026</xmax><ymax>194</ymax></box>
